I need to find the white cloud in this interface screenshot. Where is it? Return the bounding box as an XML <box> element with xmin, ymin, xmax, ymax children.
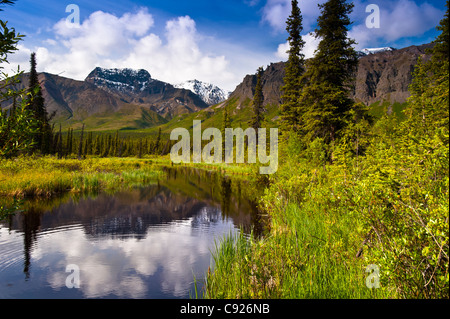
<box><xmin>117</xmin><ymin>15</ymin><xmax>237</xmax><ymax>90</ymax></box>
<box><xmin>349</xmin><ymin>0</ymin><xmax>444</xmax><ymax>49</ymax></box>
<box><xmin>262</xmin><ymin>0</ymin><xmax>322</xmax><ymax>32</ymax></box>
<box><xmin>272</xmin><ymin>0</ymin><xmax>444</xmax><ymax>56</ymax></box>
<box><xmin>4</xmin><ymin>8</ymin><xmax>262</xmax><ymax>92</ymax></box>
<box><xmin>275</xmin><ymin>32</ymin><xmax>320</xmax><ymax>61</ymax></box>
<box><xmin>275</xmin><ymin>41</ymin><xmax>289</xmax><ymax>60</ymax></box>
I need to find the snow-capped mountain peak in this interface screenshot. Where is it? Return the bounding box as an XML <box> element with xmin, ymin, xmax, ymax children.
<box><xmin>174</xmin><ymin>80</ymin><xmax>229</xmax><ymax>106</ymax></box>
<box><xmin>358</xmin><ymin>47</ymin><xmax>396</xmax><ymax>56</ymax></box>
<box><xmin>86</xmin><ymin>67</ymin><xmax>153</xmax><ymax>93</ymax></box>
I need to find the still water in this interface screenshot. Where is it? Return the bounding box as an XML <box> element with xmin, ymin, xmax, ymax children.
<box><xmin>0</xmin><ymin>167</ymin><xmax>263</xmax><ymax>299</ymax></box>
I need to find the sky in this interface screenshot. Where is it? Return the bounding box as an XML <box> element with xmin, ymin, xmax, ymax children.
<box><xmin>0</xmin><ymin>0</ymin><xmax>446</xmax><ymax>92</ymax></box>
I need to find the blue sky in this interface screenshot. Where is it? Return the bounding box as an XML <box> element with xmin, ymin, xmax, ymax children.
<box><xmin>1</xmin><ymin>0</ymin><xmax>446</xmax><ymax>91</ymax></box>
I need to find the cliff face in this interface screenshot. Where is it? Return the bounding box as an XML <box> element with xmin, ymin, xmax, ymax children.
<box><xmin>354</xmin><ymin>43</ymin><xmax>433</xmax><ymax>105</ymax></box>
<box><xmin>229</xmin><ymin>62</ymin><xmax>285</xmax><ymax>107</ymax></box>
<box><xmin>228</xmin><ymin>43</ymin><xmax>433</xmax><ymax>108</ymax></box>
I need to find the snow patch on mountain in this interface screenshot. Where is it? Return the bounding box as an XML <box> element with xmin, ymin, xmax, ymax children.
<box><xmin>87</xmin><ymin>67</ymin><xmax>153</xmax><ymax>93</ymax></box>
<box><xmin>174</xmin><ymin>80</ymin><xmax>229</xmax><ymax>105</ymax></box>
<box><xmin>358</xmin><ymin>47</ymin><xmax>396</xmax><ymax>56</ymax></box>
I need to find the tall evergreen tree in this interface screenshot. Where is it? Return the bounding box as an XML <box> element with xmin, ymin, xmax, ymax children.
<box><xmin>222</xmin><ymin>105</ymin><xmax>231</xmax><ymax>158</ymax></box>
<box><xmin>280</xmin><ymin>0</ymin><xmax>305</xmax><ymax>132</ymax></box>
<box><xmin>138</xmin><ymin>138</ymin><xmax>142</xmax><ymax>158</ymax></box>
<box><xmin>154</xmin><ymin>127</ymin><xmax>161</xmax><ymax>154</ymax></box>
<box><xmin>298</xmin><ymin>0</ymin><xmax>358</xmax><ymax>144</ymax></box>
<box><xmin>405</xmin><ymin>1</ymin><xmax>449</xmax><ymax>136</ymax></box>
<box><xmin>432</xmin><ymin>1</ymin><xmax>449</xmax><ymax>65</ymax></box>
<box><xmin>250</xmin><ymin>66</ymin><xmax>265</xmax><ymax>132</ymax></box>
<box><xmin>78</xmin><ymin>123</ymin><xmax>85</xmax><ymax>160</ymax></box>
<box><xmin>113</xmin><ymin>130</ymin><xmax>119</xmax><ymax>157</ymax></box>
<box><xmin>57</xmin><ymin>124</ymin><xmax>62</xmax><ymax>159</ymax></box>
<box><xmin>66</xmin><ymin>128</ymin><xmax>73</xmax><ymax>157</ymax></box>
<box><xmin>27</xmin><ymin>52</ymin><xmax>53</xmax><ymax>154</ymax></box>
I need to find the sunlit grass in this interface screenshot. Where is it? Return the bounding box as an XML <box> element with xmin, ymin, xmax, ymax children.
<box><xmin>201</xmin><ymin>159</ymin><xmax>397</xmax><ymax>299</ymax></box>
<box><xmin>0</xmin><ymin>155</ymin><xmax>165</xmax><ymax>198</ymax></box>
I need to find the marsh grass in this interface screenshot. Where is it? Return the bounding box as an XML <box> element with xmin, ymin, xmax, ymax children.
<box><xmin>0</xmin><ymin>155</ymin><xmax>165</xmax><ymax>198</ymax></box>
<box><xmin>202</xmin><ymin>203</ymin><xmax>390</xmax><ymax>299</ymax></box>
<box><xmin>200</xmin><ymin>156</ymin><xmax>397</xmax><ymax>299</ymax></box>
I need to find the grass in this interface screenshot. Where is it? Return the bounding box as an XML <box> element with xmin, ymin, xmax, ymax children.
<box><xmin>0</xmin><ymin>155</ymin><xmax>166</xmax><ymax>198</ymax></box>
<box><xmin>202</xmin><ymin>203</ymin><xmax>390</xmax><ymax>299</ymax></box>
<box><xmin>200</xmin><ymin>155</ymin><xmax>397</xmax><ymax>299</ymax></box>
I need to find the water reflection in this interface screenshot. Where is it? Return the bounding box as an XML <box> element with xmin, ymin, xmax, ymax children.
<box><xmin>0</xmin><ymin>167</ymin><xmax>264</xmax><ymax>299</ymax></box>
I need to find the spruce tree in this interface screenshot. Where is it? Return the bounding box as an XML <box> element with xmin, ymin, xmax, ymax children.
<box><xmin>280</xmin><ymin>0</ymin><xmax>305</xmax><ymax>132</ymax></box>
<box><xmin>57</xmin><ymin>124</ymin><xmax>62</xmax><ymax>159</ymax></box>
<box><xmin>405</xmin><ymin>1</ymin><xmax>449</xmax><ymax>136</ymax></box>
<box><xmin>27</xmin><ymin>52</ymin><xmax>53</xmax><ymax>154</ymax></box>
<box><xmin>138</xmin><ymin>138</ymin><xmax>142</xmax><ymax>158</ymax></box>
<box><xmin>113</xmin><ymin>130</ymin><xmax>119</xmax><ymax>157</ymax></box>
<box><xmin>66</xmin><ymin>128</ymin><xmax>73</xmax><ymax>157</ymax></box>
<box><xmin>222</xmin><ymin>105</ymin><xmax>231</xmax><ymax>158</ymax></box>
<box><xmin>298</xmin><ymin>0</ymin><xmax>358</xmax><ymax>144</ymax></box>
<box><xmin>154</xmin><ymin>127</ymin><xmax>161</xmax><ymax>154</ymax></box>
<box><xmin>432</xmin><ymin>1</ymin><xmax>449</xmax><ymax>65</ymax></box>
<box><xmin>250</xmin><ymin>66</ymin><xmax>264</xmax><ymax>132</ymax></box>
<box><xmin>78</xmin><ymin>123</ymin><xmax>84</xmax><ymax>160</ymax></box>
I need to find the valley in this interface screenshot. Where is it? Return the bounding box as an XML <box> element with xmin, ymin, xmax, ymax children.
<box><xmin>1</xmin><ymin>0</ymin><xmax>447</xmax><ymax>302</ymax></box>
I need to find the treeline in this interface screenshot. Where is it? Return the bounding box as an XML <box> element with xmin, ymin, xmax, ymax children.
<box><xmin>56</xmin><ymin>127</ymin><xmax>173</xmax><ymax>159</ymax></box>
<box><xmin>1</xmin><ymin>17</ymin><xmax>175</xmax><ymax>160</ymax></box>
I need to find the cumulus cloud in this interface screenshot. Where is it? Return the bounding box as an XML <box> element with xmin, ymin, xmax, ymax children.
<box><xmin>5</xmin><ymin>8</ymin><xmax>252</xmax><ymax>91</ymax></box>
<box><xmin>262</xmin><ymin>0</ymin><xmax>322</xmax><ymax>32</ymax></box>
<box><xmin>271</xmin><ymin>0</ymin><xmax>443</xmax><ymax>58</ymax></box>
<box><xmin>118</xmin><ymin>15</ymin><xmax>236</xmax><ymax>88</ymax></box>
<box><xmin>349</xmin><ymin>0</ymin><xmax>444</xmax><ymax>49</ymax></box>
<box><xmin>275</xmin><ymin>32</ymin><xmax>321</xmax><ymax>60</ymax></box>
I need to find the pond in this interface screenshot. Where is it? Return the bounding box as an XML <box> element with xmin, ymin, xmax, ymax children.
<box><xmin>0</xmin><ymin>166</ymin><xmax>265</xmax><ymax>299</ymax></box>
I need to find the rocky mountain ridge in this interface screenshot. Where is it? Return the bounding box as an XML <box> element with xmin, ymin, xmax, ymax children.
<box><xmin>174</xmin><ymin>79</ymin><xmax>229</xmax><ymax>106</ymax></box>
<box><xmin>229</xmin><ymin>43</ymin><xmax>433</xmax><ymax>109</ymax></box>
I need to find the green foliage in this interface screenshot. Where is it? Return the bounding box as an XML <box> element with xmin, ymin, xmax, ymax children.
<box><xmin>0</xmin><ymin>4</ymin><xmax>25</xmax><ymax>67</ymax></box>
<box><xmin>0</xmin><ymin>196</ymin><xmax>21</xmax><ymax>222</ymax></box>
<box><xmin>26</xmin><ymin>52</ymin><xmax>54</xmax><ymax>154</ymax></box>
<box><xmin>203</xmin><ymin>2</ymin><xmax>449</xmax><ymax>300</ymax></box>
<box><xmin>1</xmin><ymin>21</ymin><xmax>40</xmax><ymax>158</ymax></box>
<box><xmin>297</xmin><ymin>0</ymin><xmax>358</xmax><ymax>145</ymax></box>
<box><xmin>0</xmin><ymin>101</ymin><xmax>39</xmax><ymax>158</ymax></box>
<box><xmin>432</xmin><ymin>0</ymin><xmax>449</xmax><ymax>64</ymax></box>
<box><xmin>280</xmin><ymin>0</ymin><xmax>305</xmax><ymax>132</ymax></box>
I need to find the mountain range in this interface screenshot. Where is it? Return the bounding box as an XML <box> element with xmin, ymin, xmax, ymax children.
<box><xmin>1</xmin><ymin>43</ymin><xmax>432</xmax><ymax>131</ymax></box>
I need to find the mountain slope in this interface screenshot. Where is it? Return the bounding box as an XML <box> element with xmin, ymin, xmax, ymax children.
<box><xmin>85</xmin><ymin>67</ymin><xmax>209</xmax><ymax>119</ymax></box>
<box><xmin>3</xmin><ymin>72</ymin><xmax>167</xmax><ymax>130</ymax></box>
<box><xmin>174</xmin><ymin>80</ymin><xmax>229</xmax><ymax>105</ymax></box>
<box><xmin>162</xmin><ymin>43</ymin><xmax>433</xmax><ymax>134</ymax></box>
<box><xmin>354</xmin><ymin>43</ymin><xmax>433</xmax><ymax>105</ymax></box>
<box><xmin>226</xmin><ymin>43</ymin><xmax>433</xmax><ymax>110</ymax></box>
